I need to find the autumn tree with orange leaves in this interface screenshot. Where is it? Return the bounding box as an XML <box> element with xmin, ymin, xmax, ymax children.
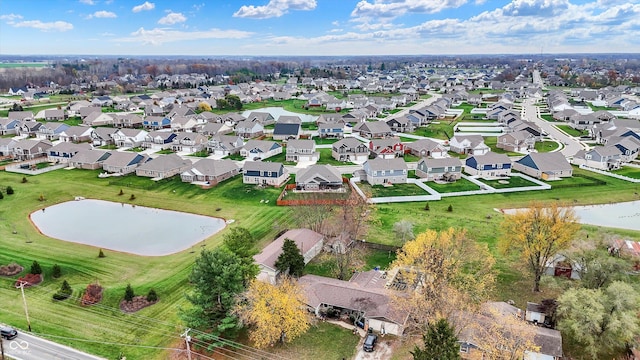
<box><xmin>500</xmin><ymin>202</ymin><xmax>580</xmax><ymax>292</ymax></box>
<box><xmin>235</xmin><ymin>278</ymin><xmax>311</xmax><ymax>349</ymax></box>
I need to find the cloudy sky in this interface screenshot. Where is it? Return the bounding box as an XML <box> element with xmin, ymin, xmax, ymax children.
<box><xmin>0</xmin><ymin>0</ymin><xmax>638</xmax><ymax>56</ymax></box>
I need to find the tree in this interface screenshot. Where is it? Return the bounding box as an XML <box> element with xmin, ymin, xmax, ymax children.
<box><xmin>411</xmin><ymin>318</ymin><xmax>460</xmax><ymax>360</ymax></box>
<box><xmin>223</xmin><ymin>227</ymin><xmax>259</xmax><ymax>285</ymax></box>
<box><xmin>391</xmin><ymin>228</ymin><xmax>495</xmax><ymax>333</ymax></box>
<box><xmin>565</xmin><ymin>239</ymin><xmax>630</xmax><ymax>289</ymax></box>
<box><xmin>124</xmin><ymin>283</ymin><xmax>135</xmax><ymax>302</ymax></box>
<box><xmin>393</xmin><ymin>220</ymin><xmax>415</xmax><ymax>243</ymax></box>
<box><xmin>557</xmin><ymin>281</ymin><xmax>640</xmax><ymax>359</ymax></box>
<box><xmin>51</xmin><ymin>264</ymin><xmax>62</xmax><ymax>278</ymax></box>
<box><xmin>235</xmin><ymin>278</ymin><xmax>311</xmax><ymax>348</ymax></box>
<box><xmin>499</xmin><ymin>202</ymin><xmax>580</xmax><ymax>292</ymax></box>
<box><xmin>197</xmin><ymin>101</ymin><xmax>212</xmax><ymax>112</ymax></box>
<box><xmin>30</xmin><ymin>260</ymin><xmax>42</xmax><ymax>275</ymax></box>
<box><xmin>275</xmin><ymin>239</ymin><xmax>305</xmax><ymax>277</ymax></box>
<box><xmin>0</xmin><ymin>191</ymin><xmax>3</xmax><ymax>200</ymax></box>
<box><xmin>181</xmin><ymin>248</ymin><xmax>249</xmax><ymax>345</ymax></box>
<box><xmin>53</xmin><ymin>280</ymin><xmax>73</xmax><ymax>300</ymax></box>
<box><xmin>98</xmin><ymin>249</ymin><xmax>106</xmax><ymax>258</ymax></box>
<box><xmin>146</xmin><ymin>288</ymin><xmax>158</xmax><ymax>302</ymax></box>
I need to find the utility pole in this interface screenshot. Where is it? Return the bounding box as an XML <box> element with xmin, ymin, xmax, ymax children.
<box><xmin>181</xmin><ymin>328</ymin><xmax>192</xmax><ymax>360</ymax></box>
<box><xmin>18</xmin><ymin>281</ymin><xmax>32</xmax><ymax>332</ymax></box>
<box><xmin>1</xmin><ymin>337</ymin><xmax>5</xmax><ymax>360</ymax></box>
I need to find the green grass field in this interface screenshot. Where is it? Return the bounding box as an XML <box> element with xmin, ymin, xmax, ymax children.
<box><xmin>478</xmin><ymin>175</ymin><xmax>539</xmax><ymax>189</ymax></box>
<box><xmin>535</xmin><ymin>140</ymin><xmax>560</xmax><ymax>152</ymax></box>
<box><xmin>426</xmin><ymin>178</ymin><xmax>480</xmax><ymax>193</ymax></box>
<box><xmin>358</xmin><ymin>183</ymin><xmax>428</xmax><ymax>197</ymax></box>
<box><xmin>612</xmin><ymin>166</ymin><xmax>640</xmax><ymax>179</ymax></box>
<box><xmin>556</xmin><ymin>124</ymin><xmax>588</xmax><ymax>137</ymax></box>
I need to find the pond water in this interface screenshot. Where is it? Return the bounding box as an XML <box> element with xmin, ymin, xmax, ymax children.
<box><xmin>241</xmin><ymin>107</ymin><xmax>318</xmax><ymax>123</ymax></box>
<box><xmin>502</xmin><ymin>200</ymin><xmax>640</xmax><ymax>231</ymax></box>
<box><xmin>30</xmin><ymin>199</ymin><xmax>226</xmax><ymax>256</ymax></box>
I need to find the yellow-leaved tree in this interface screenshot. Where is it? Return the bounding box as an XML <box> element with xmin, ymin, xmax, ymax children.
<box><xmin>391</xmin><ymin>228</ymin><xmax>495</xmax><ymax>333</ymax></box>
<box><xmin>499</xmin><ymin>201</ymin><xmax>580</xmax><ymax>292</ymax></box>
<box><xmin>197</xmin><ymin>101</ymin><xmax>212</xmax><ymax>112</ymax></box>
<box><xmin>235</xmin><ymin>277</ymin><xmax>311</xmax><ymax>348</ymax></box>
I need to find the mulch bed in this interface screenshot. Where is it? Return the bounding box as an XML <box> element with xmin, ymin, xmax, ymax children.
<box><xmin>14</xmin><ymin>273</ymin><xmax>43</xmax><ymax>288</ymax></box>
<box><xmin>0</xmin><ymin>263</ymin><xmax>24</xmax><ymax>277</ymax></box>
<box><xmin>81</xmin><ymin>283</ymin><xmax>104</xmax><ymax>306</ymax></box>
<box><xmin>119</xmin><ymin>296</ymin><xmax>158</xmax><ymax>313</ymax></box>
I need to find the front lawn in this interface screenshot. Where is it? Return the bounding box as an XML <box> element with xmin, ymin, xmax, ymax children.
<box><xmin>358</xmin><ymin>182</ymin><xmax>428</xmax><ymax>197</ymax></box>
<box><xmin>535</xmin><ymin>140</ymin><xmax>560</xmax><ymax>153</ymax></box>
<box><xmin>426</xmin><ymin>178</ymin><xmax>481</xmax><ymax>193</ymax></box>
<box><xmin>270</xmin><ymin>321</ymin><xmax>359</xmax><ymax>360</ymax></box>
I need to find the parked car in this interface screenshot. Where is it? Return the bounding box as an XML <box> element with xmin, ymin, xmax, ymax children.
<box><xmin>1</xmin><ymin>326</ymin><xmax>18</xmax><ymax>340</ymax></box>
<box><xmin>363</xmin><ymin>333</ymin><xmax>377</xmax><ymax>352</ymax></box>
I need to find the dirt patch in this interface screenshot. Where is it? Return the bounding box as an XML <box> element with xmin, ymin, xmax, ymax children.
<box><xmin>81</xmin><ymin>283</ymin><xmax>103</xmax><ymax>306</ymax></box>
<box><xmin>120</xmin><ymin>295</ymin><xmax>158</xmax><ymax>313</ymax></box>
<box><xmin>0</xmin><ymin>263</ymin><xmax>24</xmax><ymax>277</ymax></box>
<box><xmin>14</xmin><ymin>273</ymin><xmax>43</xmax><ymax>288</ymax></box>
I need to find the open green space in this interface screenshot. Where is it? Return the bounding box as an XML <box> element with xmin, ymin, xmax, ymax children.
<box><xmin>535</xmin><ymin>140</ymin><xmax>560</xmax><ymax>152</ymax></box>
<box><xmin>270</xmin><ymin>321</ymin><xmax>359</xmax><ymax>360</ymax></box>
<box><xmin>358</xmin><ymin>182</ymin><xmax>428</xmax><ymax>197</ymax></box>
<box><xmin>313</xmin><ymin>137</ymin><xmax>340</xmax><ymax>145</ymax></box>
<box><xmin>398</xmin><ymin>136</ymin><xmax>418</xmax><ymax>143</ymax></box>
<box><xmin>239</xmin><ymin>99</ymin><xmax>345</xmax><ymax>116</ymax></box>
<box><xmin>411</xmin><ymin>121</ymin><xmax>455</xmax><ymax>140</ymax></box>
<box><xmin>425</xmin><ymin>178</ymin><xmax>480</xmax><ymax>193</ymax></box>
<box><xmin>478</xmin><ymin>175</ymin><xmax>538</xmax><ymax>189</ymax></box>
<box><xmin>451</xmin><ymin>103</ymin><xmax>474</xmax><ymax>115</ymax></box>
<box><xmin>556</xmin><ymin>124</ymin><xmax>588</xmax><ymax>137</ymax></box>
<box><xmin>612</xmin><ymin>166</ymin><xmax>640</xmax><ymax>179</ymax></box>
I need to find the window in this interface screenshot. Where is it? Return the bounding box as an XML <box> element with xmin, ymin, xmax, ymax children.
<box><xmin>459</xmin><ymin>343</ymin><xmax>470</xmax><ymax>353</ymax></box>
<box><xmin>497</xmin><ymin>163</ymin><xmax>502</xmax><ymax>169</ymax></box>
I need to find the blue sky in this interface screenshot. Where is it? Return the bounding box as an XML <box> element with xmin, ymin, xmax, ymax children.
<box><xmin>0</xmin><ymin>0</ymin><xmax>638</xmax><ymax>56</ymax></box>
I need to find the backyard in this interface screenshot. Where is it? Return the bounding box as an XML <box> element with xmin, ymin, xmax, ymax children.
<box><xmin>357</xmin><ymin>182</ymin><xmax>429</xmax><ymax>197</ymax></box>
<box><xmin>425</xmin><ymin>178</ymin><xmax>480</xmax><ymax>193</ymax></box>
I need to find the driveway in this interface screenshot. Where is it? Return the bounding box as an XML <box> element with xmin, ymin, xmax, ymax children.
<box><xmin>353</xmin><ymin>338</ymin><xmax>394</xmax><ymax>360</ymax></box>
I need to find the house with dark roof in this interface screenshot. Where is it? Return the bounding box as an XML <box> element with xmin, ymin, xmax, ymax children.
<box><xmin>242</xmin><ymin>161</ymin><xmax>288</xmax><ymax>186</ymax></box>
<box><xmin>180</xmin><ymin>158</ymin><xmax>241</xmax><ymax>186</ymax></box>
<box><xmin>513</xmin><ymin>152</ymin><xmax>573</xmax><ymax>180</ymax></box>
<box><xmin>68</xmin><ymin>149</ymin><xmax>112</xmax><ymax>170</ymax></box>
<box><xmin>295</xmin><ymin>164</ymin><xmax>343</xmax><ymax>191</ymax></box>
<box><xmin>464</xmin><ymin>152</ymin><xmax>512</xmax><ymax>178</ymax></box>
<box><xmin>416</xmin><ymin>157</ymin><xmax>463</xmax><ymax>181</ymax></box>
<box><xmin>254</xmin><ymin>229</ymin><xmax>324</xmax><ymax>284</ymax></box>
<box><xmin>273</xmin><ymin>116</ymin><xmax>302</xmax><ymax>141</ymax></box>
<box><xmin>362</xmin><ymin>158</ymin><xmax>408</xmax><ymax>185</ymax></box>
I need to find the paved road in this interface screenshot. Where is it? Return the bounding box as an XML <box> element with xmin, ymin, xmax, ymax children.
<box><xmin>1</xmin><ymin>330</ymin><xmax>106</xmax><ymax>360</ymax></box>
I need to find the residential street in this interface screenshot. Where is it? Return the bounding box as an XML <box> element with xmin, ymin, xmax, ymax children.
<box><xmin>1</xmin><ymin>330</ymin><xmax>106</xmax><ymax>360</ymax></box>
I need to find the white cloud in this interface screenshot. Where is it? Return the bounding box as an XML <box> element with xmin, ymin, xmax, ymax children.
<box><xmin>158</xmin><ymin>12</ymin><xmax>186</xmax><ymax>25</ymax></box>
<box><xmin>233</xmin><ymin>0</ymin><xmax>317</xmax><ymax>19</ymax></box>
<box><xmin>501</xmin><ymin>0</ymin><xmax>569</xmax><ymax>17</ymax></box>
<box><xmin>132</xmin><ymin>1</ymin><xmax>155</xmax><ymax>13</ymax></box>
<box><xmin>116</xmin><ymin>27</ymin><xmax>253</xmax><ymax>45</ymax></box>
<box><xmin>79</xmin><ymin>0</ymin><xmax>95</xmax><ymax>5</ymax></box>
<box><xmin>0</xmin><ymin>13</ymin><xmax>23</xmax><ymax>24</ymax></box>
<box><xmin>351</xmin><ymin>0</ymin><xmax>467</xmax><ymax>19</ymax></box>
<box><xmin>87</xmin><ymin>10</ymin><xmax>117</xmax><ymax>19</ymax></box>
<box><xmin>13</xmin><ymin>20</ymin><xmax>73</xmax><ymax>32</ymax></box>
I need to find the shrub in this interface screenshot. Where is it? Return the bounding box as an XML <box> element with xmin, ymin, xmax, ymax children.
<box><xmin>447</xmin><ymin>204</ymin><xmax>453</xmax><ymax>212</ymax></box>
<box><xmin>118</xmin><ymin>189</ymin><xmax>124</xmax><ymax>196</ymax></box>
<box><xmin>124</xmin><ymin>283</ymin><xmax>135</xmax><ymax>302</ymax></box>
<box><xmin>21</xmin><ymin>176</ymin><xmax>28</xmax><ymax>183</ymax></box>
<box><xmin>52</xmin><ymin>264</ymin><xmax>62</xmax><ymax>278</ymax></box>
<box><xmin>53</xmin><ymin>280</ymin><xmax>73</xmax><ymax>301</ymax></box>
<box><xmin>30</xmin><ymin>260</ymin><xmax>42</xmax><ymax>275</ymax></box>
<box><xmin>424</xmin><ymin>202</ymin><xmax>430</xmax><ymax>211</ymax></box>
<box><xmin>98</xmin><ymin>249</ymin><xmax>105</xmax><ymax>258</ymax></box>
<box><xmin>6</xmin><ymin>186</ymin><xmax>14</xmax><ymax>195</ymax></box>
<box><xmin>146</xmin><ymin>288</ymin><xmax>158</xmax><ymax>302</ymax></box>
<box><xmin>129</xmin><ymin>194</ymin><xmax>136</xmax><ymax>201</ymax></box>
<box><xmin>81</xmin><ymin>283</ymin><xmax>103</xmax><ymax>306</ymax></box>
<box><xmin>0</xmin><ymin>191</ymin><xmax>3</xmax><ymax>200</ymax></box>
<box><xmin>15</xmin><ymin>273</ymin><xmax>42</xmax><ymax>287</ymax></box>
<box><xmin>38</xmin><ymin>193</ymin><xmax>45</xmax><ymax>202</ymax></box>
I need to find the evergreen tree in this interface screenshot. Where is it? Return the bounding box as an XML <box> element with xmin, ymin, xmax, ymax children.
<box><xmin>52</xmin><ymin>264</ymin><xmax>62</xmax><ymax>278</ymax></box>
<box><xmin>30</xmin><ymin>260</ymin><xmax>42</xmax><ymax>275</ymax></box>
<box><xmin>6</xmin><ymin>186</ymin><xmax>14</xmax><ymax>195</ymax></box>
<box><xmin>411</xmin><ymin>318</ymin><xmax>461</xmax><ymax>360</ymax></box>
<box><xmin>146</xmin><ymin>289</ymin><xmax>158</xmax><ymax>302</ymax></box>
<box><xmin>275</xmin><ymin>239</ymin><xmax>305</xmax><ymax>277</ymax></box>
<box><xmin>124</xmin><ymin>283</ymin><xmax>135</xmax><ymax>302</ymax></box>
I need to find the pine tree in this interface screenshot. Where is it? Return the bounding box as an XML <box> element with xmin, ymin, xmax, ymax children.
<box><xmin>30</xmin><ymin>260</ymin><xmax>42</xmax><ymax>275</ymax></box>
<box><xmin>124</xmin><ymin>283</ymin><xmax>135</xmax><ymax>302</ymax></box>
<box><xmin>6</xmin><ymin>186</ymin><xmax>14</xmax><ymax>195</ymax></box>
<box><xmin>146</xmin><ymin>288</ymin><xmax>158</xmax><ymax>302</ymax></box>
<box><xmin>52</xmin><ymin>264</ymin><xmax>62</xmax><ymax>278</ymax></box>
<box><xmin>411</xmin><ymin>318</ymin><xmax>461</xmax><ymax>360</ymax></box>
<box><xmin>98</xmin><ymin>249</ymin><xmax>106</xmax><ymax>258</ymax></box>
<box><xmin>275</xmin><ymin>239</ymin><xmax>305</xmax><ymax>277</ymax></box>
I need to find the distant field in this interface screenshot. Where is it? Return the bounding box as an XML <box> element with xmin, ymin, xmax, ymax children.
<box><xmin>0</xmin><ymin>62</ymin><xmax>50</xmax><ymax>68</ymax></box>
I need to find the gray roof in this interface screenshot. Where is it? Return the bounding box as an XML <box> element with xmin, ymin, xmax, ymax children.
<box><xmin>254</xmin><ymin>229</ymin><xmax>324</xmax><ymax>270</ymax></box>
<box><xmin>102</xmin><ymin>151</ymin><xmax>146</xmax><ymax>167</ymax></box>
<box><xmin>296</xmin><ymin>164</ymin><xmax>342</xmax><ymax>184</ymax></box>
<box><xmin>287</xmin><ymin>139</ymin><xmax>315</xmax><ymax>151</ymax></box>
<box><xmin>70</xmin><ymin>149</ymin><xmax>111</xmax><ymax>163</ymax></box>
<box><xmin>49</xmin><ymin>142</ymin><xmax>91</xmax><ymax>153</ymax></box>
<box><xmin>333</xmin><ymin>137</ymin><xmax>366</xmax><ymax>149</ymax></box>
<box><xmin>276</xmin><ymin>115</ymin><xmax>301</xmax><ymax>124</ymax></box>
<box><xmin>242</xmin><ymin>160</ymin><xmax>283</xmax><ymax>172</ymax></box>
<box><xmin>517</xmin><ymin>152</ymin><xmax>572</xmax><ymax>172</ymax></box>
<box><xmin>243</xmin><ymin>139</ymin><xmax>280</xmax><ymax>153</ymax></box>
<box><xmin>355</xmin><ymin>121</ymin><xmax>393</xmax><ymax>134</ymax></box>
<box><xmin>137</xmin><ymin>153</ymin><xmax>191</xmax><ymax>172</ymax></box>
<box><xmin>273</xmin><ymin>122</ymin><xmax>301</xmax><ymax>136</ymax></box>
<box><xmin>365</xmin><ymin>157</ymin><xmax>408</xmax><ymax>171</ymax></box>
<box><xmin>468</xmin><ymin>151</ymin><xmax>511</xmax><ymax>165</ymax></box>
<box><xmin>418</xmin><ymin>157</ymin><xmax>463</xmax><ymax>168</ymax></box>
<box><xmin>184</xmin><ymin>158</ymin><xmax>240</xmax><ymax>177</ymax></box>
<box><xmin>406</xmin><ymin>138</ymin><xmax>445</xmax><ymax>152</ymax></box>
<box><xmin>61</xmin><ymin>125</ymin><xmax>93</xmax><ymax>137</ymax></box>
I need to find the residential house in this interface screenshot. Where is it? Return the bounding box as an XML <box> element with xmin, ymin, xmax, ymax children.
<box><xmin>242</xmin><ymin>161</ymin><xmax>289</xmax><ymax>186</ymax></box>
<box><xmin>0</xmin><ymin>138</ymin><xmax>18</xmax><ymax>156</ymax></box>
<box><xmin>362</xmin><ymin>158</ymin><xmax>408</xmax><ymax>185</ymax></box>
<box><xmin>8</xmin><ymin>111</ymin><xmax>34</xmax><ymax>122</ymax></box>
<box><xmin>612</xmin><ymin>136</ymin><xmax>640</xmax><ymax>162</ymax></box>
<box><xmin>354</xmin><ymin>121</ymin><xmax>394</xmax><ymax>138</ymax></box>
<box><xmin>513</xmin><ymin>152</ymin><xmax>573</xmax><ymax>180</ymax></box>
<box><xmin>206</xmin><ymin>135</ymin><xmax>243</xmax><ymax>157</ymax></box>
<box><xmin>285</xmin><ymin>139</ymin><xmax>319</xmax><ymax>162</ymax></box>
<box><xmin>0</xmin><ymin>118</ymin><xmax>20</xmax><ymax>135</ymax></box>
<box><xmin>16</xmin><ymin>120</ymin><xmax>43</xmax><ymax>137</ymax></box>
<box><xmin>143</xmin><ymin>130</ymin><xmax>177</xmax><ymax>150</ymax></box>
<box><xmin>92</xmin><ymin>95</ymin><xmax>113</xmax><ymax>107</ymax></box>
<box><xmin>44</xmin><ymin>109</ymin><xmax>65</xmax><ymax>121</ymax></box>
<box><xmin>83</xmin><ymin>112</ymin><xmax>114</xmax><ymax>127</ymax></box>
<box><xmin>112</xmin><ymin>128</ymin><xmax>148</xmax><ymax>148</ymax></box>
<box><xmin>170</xmin><ymin>115</ymin><xmax>200</xmax><ymax>133</ymax></box>
<box><xmin>180</xmin><ymin>158</ymin><xmax>241</xmax><ymax>185</ymax></box>
<box><xmin>273</xmin><ymin>116</ymin><xmax>302</xmax><ymax>141</ymax></box>
<box><xmin>245</xmin><ymin>111</ymin><xmax>275</xmax><ymax>126</ymax></box>
<box><xmin>332</xmin><ymin>137</ymin><xmax>369</xmax><ymax>163</ymax></box>
<box><xmin>142</xmin><ymin>115</ymin><xmax>171</xmax><ymax>129</ymax></box>
<box><xmin>58</xmin><ymin>126</ymin><xmax>94</xmax><ymax>143</ymax></box>
<box><xmin>415</xmin><ymin>157</ymin><xmax>463</xmax><ymax>181</ymax></box>
<box><xmin>295</xmin><ymin>164</ymin><xmax>343</xmax><ymax>191</ymax></box>
<box><xmin>91</xmin><ymin>127</ymin><xmax>119</xmax><ymax>147</ymax></box>
<box><xmin>386</xmin><ymin>116</ymin><xmax>414</xmax><ymax>133</ymax></box>
<box><xmin>170</xmin><ymin>132</ymin><xmax>208</xmax><ymax>153</ymax></box>
<box><xmin>47</xmin><ymin>142</ymin><xmax>92</xmax><ymax>163</ymax></box>
<box><xmin>464</xmin><ymin>151</ymin><xmax>512</xmax><ymax>177</ymax></box>
<box><xmin>254</xmin><ymin>228</ymin><xmax>324</xmax><ymax>284</ymax></box>
<box><xmin>36</xmin><ymin>122</ymin><xmax>69</xmax><ymax>141</ymax></box>
<box><xmin>497</xmin><ymin>130</ymin><xmax>536</xmax><ymax>153</ymax></box>
<box><xmin>450</xmin><ymin>135</ymin><xmax>490</xmax><ymax>155</ymax></box>
<box><xmin>135</xmin><ymin>153</ymin><xmax>193</xmax><ymax>179</ymax></box>
<box><xmin>318</xmin><ymin>122</ymin><xmax>344</xmax><ymax>138</ymax></box>
<box><xmin>405</xmin><ymin>138</ymin><xmax>448</xmax><ymax>158</ymax></box>
<box><xmin>200</xmin><ymin>122</ymin><xmax>233</xmax><ymax>136</ymax></box>
<box><xmin>571</xmin><ymin>146</ymin><xmax>622</xmax><ymax>170</ymax></box>
<box><xmin>112</xmin><ymin>113</ymin><xmax>143</xmax><ymax>128</ymax></box>
<box><xmin>240</xmin><ymin>140</ymin><xmax>283</xmax><ymax>160</ymax></box>
<box><xmin>12</xmin><ymin>139</ymin><xmax>53</xmax><ymax>160</ymax></box>
<box><xmin>102</xmin><ymin>151</ymin><xmax>148</xmax><ymax>174</ymax></box>
<box><xmin>68</xmin><ymin>149</ymin><xmax>112</xmax><ymax>170</ymax></box>
<box><xmin>299</xmin><ymin>272</ymin><xmax>408</xmax><ymax>336</ymax></box>
<box><xmin>369</xmin><ymin>138</ymin><xmax>404</xmax><ymax>159</ymax></box>
<box><xmin>235</xmin><ymin>120</ymin><xmax>264</xmax><ymax>139</ymax></box>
